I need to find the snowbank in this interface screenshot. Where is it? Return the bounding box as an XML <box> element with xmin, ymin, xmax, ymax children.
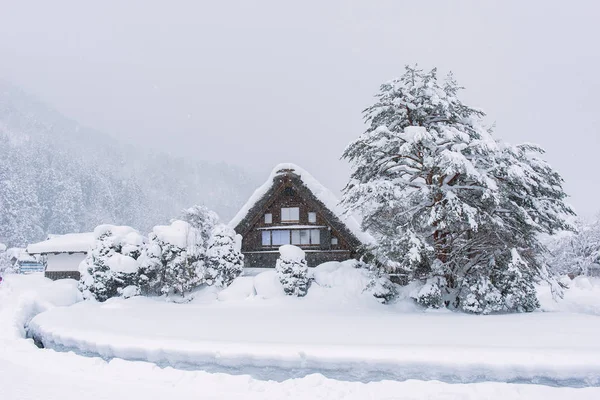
<box><xmin>538</xmin><ymin>276</ymin><xmax>600</xmax><ymax>315</ymax></box>
<box><xmin>253</xmin><ymin>270</ymin><xmax>285</xmax><ymax>298</ymax></box>
<box><xmin>3</xmin><ymin>261</ymin><xmax>600</xmax><ymax>399</ymax></box>
<box><xmin>0</xmin><ymin>274</ymin><xmax>81</xmax><ymax>341</ymax></box>
<box><xmin>311</xmin><ymin>261</ymin><xmax>371</xmax><ymax>297</ymax></box>
<box><xmin>229</xmin><ymin>163</ymin><xmax>374</xmax><ymax>244</ymax></box>
<box><xmin>24</xmin><ymin>264</ymin><xmax>600</xmax><ymax>386</ymax></box>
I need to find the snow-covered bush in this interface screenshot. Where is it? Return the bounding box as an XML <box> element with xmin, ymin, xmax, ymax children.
<box><xmin>414</xmin><ymin>277</ymin><xmax>445</xmax><ymax>309</ymax></box>
<box><xmin>545</xmin><ymin>216</ymin><xmax>600</xmax><ymax>277</ymax></box>
<box><xmin>205</xmin><ymin>224</ymin><xmax>244</xmax><ymax>288</ymax></box>
<box><xmin>178</xmin><ymin>205</ymin><xmax>219</xmax><ymax>246</ymax></box>
<box><xmin>79</xmin><ymin>225</ymin><xmax>145</xmax><ymax>302</ymax></box>
<box><xmin>354</xmin><ymin>260</ymin><xmax>397</xmax><ymax>304</ymax></box>
<box><xmin>456</xmin><ymin>270</ymin><xmax>503</xmax><ymax>314</ymax></box>
<box><xmin>276</xmin><ymin>245</ymin><xmax>310</xmax><ymax>297</ymax></box>
<box><xmin>342</xmin><ymin>65</ymin><xmax>574</xmax><ymax>314</ymax></box>
<box><xmin>144</xmin><ymin>220</ymin><xmax>205</xmax><ymax>297</ymax></box>
<box><xmin>0</xmin><ymin>243</ymin><xmax>10</xmax><ymax>273</ymax></box>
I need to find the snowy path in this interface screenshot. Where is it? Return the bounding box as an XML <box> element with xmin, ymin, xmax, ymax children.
<box><xmin>28</xmin><ymin>278</ymin><xmax>600</xmax><ymax>386</ymax></box>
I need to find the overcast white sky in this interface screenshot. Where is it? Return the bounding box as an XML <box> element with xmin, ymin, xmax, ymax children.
<box><xmin>1</xmin><ymin>0</ymin><xmax>598</xmax><ymax>216</ymax></box>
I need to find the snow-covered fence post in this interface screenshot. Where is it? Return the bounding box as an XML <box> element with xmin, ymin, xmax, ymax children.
<box><xmin>276</xmin><ymin>245</ymin><xmax>310</xmax><ymax>297</ymax></box>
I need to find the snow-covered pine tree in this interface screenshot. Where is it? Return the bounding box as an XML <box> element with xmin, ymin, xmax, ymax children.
<box><xmin>276</xmin><ymin>245</ymin><xmax>310</xmax><ymax>297</ymax></box>
<box><xmin>342</xmin><ymin>65</ymin><xmax>575</xmax><ymax>313</ymax></box>
<box><xmin>79</xmin><ymin>225</ymin><xmax>145</xmax><ymax>301</ymax></box>
<box><xmin>148</xmin><ymin>220</ymin><xmax>205</xmax><ymax>297</ymax></box>
<box><xmin>205</xmin><ymin>224</ymin><xmax>244</xmax><ymax>288</ymax></box>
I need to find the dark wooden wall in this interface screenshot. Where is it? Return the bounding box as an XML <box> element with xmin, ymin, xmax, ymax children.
<box><xmin>241</xmin><ymin>184</ymin><xmax>352</xmax><ymax>254</ymax></box>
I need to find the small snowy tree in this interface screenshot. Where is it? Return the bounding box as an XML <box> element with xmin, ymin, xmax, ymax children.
<box><xmin>178</xmin><ymin>205</ymin><xmax>219</xmax><ymax>246</ymax></box>
<box><xmin>0</xmin><ymin>243</ymin><xmax>10</xmax><ymax>274</ymax></box>
<box><xmin>137</xmin><ymin>238</ymin><xmax>164</xmax><ymax>295</ymax></box>
<box><xmin>276</xmin><ymin>245</ymin><xmax>310</xmax><ymax>297</ymax></box>
<box><xmin>205</xmin><ymin>224</ymin><xmax>244</xmax><ymax>288</ymax></box>
<box><xmin>342</xmin><ymin>65</ymin><xmax>575</xmax><ymax>313</ymax></box>
<box><xmin>148</xmin><ymin>220</ymin><xmax>205</xmax><ymax>297</ymax></box>
<box><xmin>79</xmin><ymin>225</ymin><xmax>145</xmax><ymax>302</ymax></box>
<box><xmin>355</xmin><ymin>260</ymin><xmax>397</xmax><ymax>304</ymax></box>
<box><xmin>545</xmin><ymin>216</ymin><xmax>600</xmax><ymax>277</ymax></box>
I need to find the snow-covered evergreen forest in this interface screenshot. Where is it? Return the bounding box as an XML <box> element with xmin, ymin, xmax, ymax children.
<box><xmin>0</xmin><ymin>81</ymin><xmax>256</xmax><ymax>247</ymax></box>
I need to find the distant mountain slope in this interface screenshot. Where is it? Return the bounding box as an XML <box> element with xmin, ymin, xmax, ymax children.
<box><xmin>0</xmin><ymin>81</ymin><xmax>256</xmax><ymax>246</ymax></box>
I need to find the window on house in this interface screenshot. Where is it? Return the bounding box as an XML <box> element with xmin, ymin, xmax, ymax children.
<box><xmin>262</xmin><ymin>231</ymin><xmax>271</xmax><ymax>246</ymax></box>
<box><xmin>308</xmin><ymin>212</ymin><xmax>317</xmax><ymax>223</ymax></box>
<box><xmin>264</xmin><ymin>213</ymin><xmax>272</xmax><ymax>224</ymax></box>
<box><xmin>310</xmin><ymin>229</ymin><xmax>320</xmax><ymax>244</ymax></box>
<box><xmin>281</xmin><ymin>207</ymin><xmax>299</xmax><ymax>222</ymax></box>
<box><xmin>331</xmin><ymin>236</ymin><xmax>338</xmax><ymax>245</ymax></box>
<box><xmin>272</xmin><ymin>230</ymin><xmax>291</xmax><ymax>245</ymax></box>
<box><xmin>291</xmin><ymin>230</ymin><xmax>301</xmax><ymax>244</ymax></box>
<box><xmin>300</xmin><ymin>229</ymin><xmax>310</xmax><ymax>244</ymax></box>
<box><xmin>290</xmin><ymin>229</ymin><xmax>320</xmax><ymax>245</ymax></box>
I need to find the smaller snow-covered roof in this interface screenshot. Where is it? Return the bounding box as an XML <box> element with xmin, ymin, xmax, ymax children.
<box><xmin>230</xmin><ymin>163</ymin><xmax>374</xmax><ymax>245</ymax></box>
<box><xmin>27</xmin><ymin>232</ymin><xmax>95</xmax><ymax>254</ymax></box>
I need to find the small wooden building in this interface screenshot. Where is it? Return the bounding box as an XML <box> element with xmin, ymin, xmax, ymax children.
<box><xmin>27</xmin><ymin>232</ymin><xmax>95</xmax><ymax>280</ymax></box>
<box><xmin>230</xmin><ymin>163</ymin><xmax>372</xmax><ymax>268</ymax></box>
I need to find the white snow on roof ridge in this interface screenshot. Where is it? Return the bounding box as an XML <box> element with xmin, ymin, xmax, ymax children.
<box><xmin>26</xmin><ymin>232</ymin><xmax>95</xmax><ymax>254</ymax></box>
<box><xmin>229</xmin><ymin>163</ymin><xmax>374</xmax><ymax>244</ymax></box>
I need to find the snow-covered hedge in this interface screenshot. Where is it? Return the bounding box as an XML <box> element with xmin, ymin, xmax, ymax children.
<box><xmin>79</xmin><ymin>211</ymin><xmax>244</xmax><ymax>301</ymax></box>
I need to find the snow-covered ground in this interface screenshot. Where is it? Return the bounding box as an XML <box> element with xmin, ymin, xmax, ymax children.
<box><xmin>2</xmin><ymin>271</ymin><xmax>600</xmax><ymax>399</ymax></box>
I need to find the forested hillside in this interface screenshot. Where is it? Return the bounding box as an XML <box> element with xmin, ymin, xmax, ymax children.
<box><xmin>0</xmin><ymin>82</ymin><xmax>255</xmax><ymax>246</ymax></box>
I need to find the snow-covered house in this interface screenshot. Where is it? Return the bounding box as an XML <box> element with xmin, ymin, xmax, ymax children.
<box><xmin>27</xmin><ymin>232</ymin><xmax>95</xmax><ymax>280</ymax></box>
<box><xmin>230</xmin><ymin>163</ymin><xmax>372</xmax><ymax>268</ymax></box>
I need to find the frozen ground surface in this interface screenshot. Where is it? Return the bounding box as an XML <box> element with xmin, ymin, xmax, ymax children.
<box><xmin>2</xmin><ymin>272</ymin><xmax>600</xmax><ymax>399</ymax></box>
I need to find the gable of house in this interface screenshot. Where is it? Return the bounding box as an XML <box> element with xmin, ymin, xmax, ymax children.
<box><xmin>230</xmin><ymin>163</ymin><xmax>372</xmax><ymax>268</ymax></box>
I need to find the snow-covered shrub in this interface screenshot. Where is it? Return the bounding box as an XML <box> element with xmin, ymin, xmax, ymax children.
<box><xmin>545</xmin><ymin>216</ymin><xmax>600</xmax><ymax>277</ymax></box>
<box><xmin>457</xmin><ymin>269</ymin><xmax>503</xmax><ymax>314</ymax></box>
<box><xmin>342</xmin><ymin>65</ymin><xmax>575</xmax><ymax>314</ymax></box>
<box><xmin>145</xmin><ymin>220</ymin><xmax>205</xmax><ymax>297</ymax></box>
<box><xmin>205</xmin><ymin>224</ymin><xmax>244</xmax><ymax>288</ymax></box>
<box><xmin>79</xmin><ymin>225</ymin><xmax>145</xmax><ymax>302</ymax></box>
<box><xmin>276</xmin><ymin>245</ymin><xmax>310</xmax><ymax>297</ymax></box>
<box><xmin>119</xmin><ymin>285</ymin><xmax>141</xmax><ymax>299</ymax></box>
<box><xmin>492</xmin><ymin>249</ymin><xmax>539</xmax><ymax>312</ymax></box>
<box><xmin>178</xmin><ymin>205</ymin><xmax>219</xmax><ymax>246</ymax></box>
<box><xmin>0</xmin><ymin>243</ymin><xmax>10</xmax><ymax>273</ymax></box>
<box><xmin>354</xmin><ymin>260</ymin><xmax>397</xmax><ymax>304</ymax></box>
<box><xmin>414</xmin><ymin>277</ymin><xmax>445</xmax><ymax>309</ymax></box>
